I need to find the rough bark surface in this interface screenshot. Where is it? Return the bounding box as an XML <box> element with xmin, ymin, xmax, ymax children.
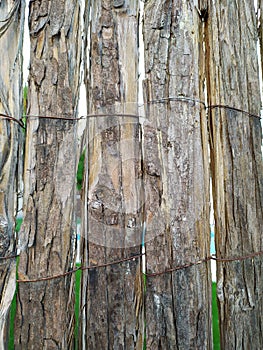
<box><xmin>207</xmin><ymin>1</ymin><xmax>263</xmax><ymax>349</ymax></box>
<box><xmin>81</xmin><ymin>1</ymin><xmax>144</xmax><ymax>349</ymax></box>
<box><xmin>0</xmin><ymin>1</ymin><xmax>24</xmax><ymax>348</ymax></box>
<box><xmin>143</xmin><ymin>1</ymin><xmax>212</xmax><ymax>349</ymax></box>
<box><xmin>15</xmin><ymin>1</ymin><xmax>81</xmax><ymax>349</ymax></box>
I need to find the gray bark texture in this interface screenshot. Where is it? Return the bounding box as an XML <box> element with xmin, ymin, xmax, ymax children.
<box><xmin>0</xmin><ymin>1</ymin><xmax>24</xmax><ymax>348</ymax></box>
<box><xmin>15</xmin><ymin>0</ymin><xmax>81</xmax><ymax>349</ymax></box>
<box><xmin>207</xmin><ymin>1</ymin><xmax>263</xmax><ymax>349</ymax></box>
<box><xmin>81</xmin><ymin>0</ymin><xmax>144</xmax><ymax>349</ymax></box>
<box><xmin>143</xmin><ymin>1</ymin><xmax>212</xmax><ymax>349</ymax></box>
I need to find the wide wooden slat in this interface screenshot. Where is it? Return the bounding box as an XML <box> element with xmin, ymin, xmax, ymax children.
<box><xmin>81</xmin><ymin>1</ymin><xmax>144</xmax><ymax>349</ymax></box>
<box><xmin>143</xmin><ymin>1</ymin><xmax>212</xmax><ymax>348</ymax></box>
<box><xmin>15</xmin><ymin>1</ymin><xmax>81</xmax><ymax>348</ymax></box>
<box><xmin>207</xmin><ymin>1</ymin><xmax>263</xmax><ymax>348</ymax></box>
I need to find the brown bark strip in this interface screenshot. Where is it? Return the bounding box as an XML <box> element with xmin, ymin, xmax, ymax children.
<box><xmin>81</xmin><ymin>1</ymin><xmax>144</xmax><ymax>349</ymax></box>
<box><xmin>15</xmin><ymin>1</ymin><xmax>81</xmax><ymax>348</ymax></box>
<box><xmin>207</xmin><ymin>1</ymin><xmax>263</xmax><ymax>348</ymax></box>
<box><xmin>143</xmin><ymin>1</ymin><xmax>212</xmax><ymax>349</ymax></box>
<box><xmin>0</xmin><ymin>1</ymin><xmax>24</xmax><ymax>348</ymax></box>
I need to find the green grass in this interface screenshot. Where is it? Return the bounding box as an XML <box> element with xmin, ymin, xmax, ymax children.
<box><xmin>15</xmin><ymin>218</ymin><xmax>23</xmax><ymax>233</ymax></box>
<box><xmin>76</xmin><ymin>149</ymin><xmax>86</xmax><ymax>191</ymax></box>
<box><xmin>8</xmin><ymin>257</ymin><xmax>19</xmax><ymax>350</ymax></box>
<box><xmin>212</xmin><ymin>282</ymin><xmax>220</xmax><ymax>349</ymax></box>
<box><xmin>74</xmin><ymin>263</ymin><xmax>82</xmax><ymax>349</ymax></box>
<box><xmin>8</xmin><ymin>219</ymin><xmax>23</xmax><ymax>349</ymax></box>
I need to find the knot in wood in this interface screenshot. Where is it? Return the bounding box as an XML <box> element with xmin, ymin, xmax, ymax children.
<box><xmin>113</xmin><ymin>0</ymin><xmax>124</xmax><ymax>8</ymax></box>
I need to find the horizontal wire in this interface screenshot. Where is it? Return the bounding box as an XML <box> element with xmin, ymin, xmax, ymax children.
<box><xmin>17</xmin><ymin>253</ymin><xmax>144</xmax><ymax>283</ymax></box>
<box><xmin>211</xmin><ymin>250</ymin><xmax>263</xmax><ymax>262</ymax></box>
<box><xmin>139</xmin><ymin>96</ymin><xmax>207</xmax><ymax>107</ymax></box>
<box><xmin>25</xmin><ymin>113</ymin><xmax>140</xmax><ymax>120</ymax></box>
<box><xmin>208</xmin><ymin>104</ymin><xmax>261</xmax><ymax>119</ymax></box>
<box><xmin>25</xmin><ymin>114</ymin><xmax>84</xmax><ymax>122</ymax></box>
<box><xmin>146</xmin><ymin>250</ymin><xmax>263</xmax><ymax>277</ymax></box>
<box><xmin>0</xmin><ymin>113</ymin><xmax>25</xmax><ymax>128</ymax></box>
<box><xmin>1</xmin><ymin>99</ymin><xmax>261</xmax><ymax>128</ymax></box>
<box><xmin>14</xmin><ymin>249</ymin><xmax>263</xmax><ymax>283</ymax></box>
<box><xmin>85</xmin><ymin>113</ymin><xmax>140</xmax><ymax>119</ymax></box>
<box><xmin>0</xmin><ymin>254</ymin><xmax>19</xmax><ymax>260</ymax></box>
<box><xmin>2</xmin><ymin>96</ymin><xmax>262</xmax><ymax>282</ymax></box>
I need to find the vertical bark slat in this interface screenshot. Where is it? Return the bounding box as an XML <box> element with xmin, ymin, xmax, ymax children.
<box><xmin>207</xmin><ymin>1</ymin><xmax>263</xmax><ymax>348</ymax></box>
<box><xmin>81</xmin><ymin>1</ymin><xmax>143</xmax><ymax>349</ymax></box>
<box><xmin>0</xmin><ymin>1</ymin><xmax>24</xmax><ymax>348</ymax></box>
<box><xmin>15</xmin><ymin>1</ymin><xmax>81</xmax><ymax>348</ymax></box>
<box><xmin>143</xmin><ymin>1</ymin><xmax>212</xmax><ymax>349</ymax></box>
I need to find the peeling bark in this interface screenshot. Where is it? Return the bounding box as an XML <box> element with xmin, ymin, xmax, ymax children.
<box><xmin>81</xmin><ymin>1</ymin><xmax>144</xmax><ymax>349</ymax></box>
<box><xmin>207</xmin><ymin>1</ymin><xmax>263</xmax><ymax>349</ymax></box>
<box><xmin>143</xmin><ymin>1</ymin><xmax>212</xmax><ymax>349</ymax></box>
<box><xmin>0</xmin><ymin>1</ymin><xmax>24</xmax><ymax>348</ymax></box>
<box><xmin>15</xmin><ymin>1</ymin><xmax>81</xmax><ymax>348</ymax></box>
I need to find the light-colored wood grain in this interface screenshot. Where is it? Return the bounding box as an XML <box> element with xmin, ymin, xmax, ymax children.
<box><xmin>0</xmin><ymin>1</ymin><xmax>24</xmax><ymax>348</ymax></box>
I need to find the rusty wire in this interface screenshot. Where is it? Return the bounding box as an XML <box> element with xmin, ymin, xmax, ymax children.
<box><xmin>1</xmin><ymin>99</ymin><xmax>262</xmax><ymax>127</ymax></box>
<box><xmin>0</xmin><ymin>113</ymin><xmax>25</xmax><ymax>128</ymax></box>
<box><xmin>1</xmin><ymin>98</ymin><xmax>262</xmax><ymax>283</ymax></box>
<box><xmin>11</xmin><ymin>250</ymin><xmax>263</xmax><ymax>283</ymax></box>
<box><xmin>146</xmin><ymin>250</ymin><xmax>263</xmax><ymax>277</ymax></box>
<box><xmin>0</xmin><ymin>254</ymin><xmax>19</xmax><ymax>260</ymax></box>
<box><xmin>16</xmin><ymin>253</ymin><xmax>144</xmax><ymax>283</ymax></box>
<box><xmin>207</xmin><ymin>104</ymin><xmax>261</xmax><ymax>119</ymax></box>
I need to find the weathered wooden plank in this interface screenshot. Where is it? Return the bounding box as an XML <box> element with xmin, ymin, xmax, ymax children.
<box><xmin>0</xmin><ymin>1</ymin><xmax>24</xmax><ymax>348</ymax></box>
<box><xmin>207</xmin><ymin>1</ymin><xmax>263</xmax><ymax>348</ymax></box>
<box><xmin>81</xmin><ymin>1</ymin><xmax>144</xmax><ymax>349</ymax></box>
<box><xmin>15</xmin><ymin>1</ymin><xmax>81</xmax><ymax>348</ymax></box>
<box><xmin>143</xmin><ymin>1</ymin><xmax>212</xmax><ymax>349</ymax></box>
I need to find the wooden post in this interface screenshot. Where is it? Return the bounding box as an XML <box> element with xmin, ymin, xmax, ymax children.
<box><xmin>81</xmin><ymin>1</ymin><xmax>144</xmax><ymax>348</ymax></box>
<box><xmin>143</xmin><ymin>1</ymin><xmax>212</xmax><ymax>348</ymax></box>
<box><xmin>207</xmin><ymin>1</ymin><xmax>263</xmax><ymax>348</ymax></box>
<box><xmin>0</xmin><ymin>1</ymin><xmax>24</xmax><ymax>348</ymax></box>
<box><xmin>15</xmin><ymin>1</ymin><xmax>81</xmax><ymax>348</ymax></box>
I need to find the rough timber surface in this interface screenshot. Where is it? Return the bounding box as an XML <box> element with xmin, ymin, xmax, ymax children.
<box><xmin>15</xmin><ymin>1</ymin><xmax>81</xmax><ymax>348</ymax></box>
<box><xmin>143</xmin><ymin>1</ymin><xmax>212</xmax><ymax>349</ymax></box>
<box><xmin>81</xmin><ymin>1</ymin><xmax>144</xmax><ymax>349</ymax></box>
<box><xmin>207</xmin><ymin>1</ymin><xmax>263</xmax><ymax>348</ymax></box>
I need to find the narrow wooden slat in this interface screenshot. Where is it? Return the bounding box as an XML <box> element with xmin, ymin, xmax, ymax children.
<box><xmin>0</xmin><ymin>1</ymin><xmax>24</xmax><ymax>348</ymax></box>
